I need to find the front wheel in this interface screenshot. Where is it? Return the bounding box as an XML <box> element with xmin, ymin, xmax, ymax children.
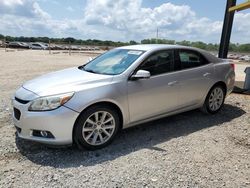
<box><xmin>202</xmin><ymin>85</ymin><xmax>225</xmax><ymax>114</ymax></box>
<box><xmin>73</xmin><ymin>105</ymin><xmax>120</xmax><ymax>150</ymax></box>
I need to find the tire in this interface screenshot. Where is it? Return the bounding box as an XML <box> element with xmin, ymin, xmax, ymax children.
<box><xmin>201</xmin><ymin>85</ymin><xmax>226</xmax><ymax>114</ymax></box>
<box><xmin>73</xmin><ymin>105</ymin><xmax>120</xmax><ymax>150</ymax></box>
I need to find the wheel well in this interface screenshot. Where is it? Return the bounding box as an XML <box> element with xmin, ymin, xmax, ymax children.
<box><xmin>73</xmin><ymin>102</ymin><xmax>124</xmax><ymax>135</ymax></box>
<box><xmin>92</xmin><ymin>102</ymin><xmax>123</xmax><ymax>129</ymax></box>
<box><xmin>212</xmin><ymin>81</ymin><xmax>227</xmax><ymax>95</ymax></box>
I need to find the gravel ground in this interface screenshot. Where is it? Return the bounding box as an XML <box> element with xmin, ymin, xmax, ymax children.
<box><xmin>0</xmin><ymin>50</ymin><xmax>249</xmax><ymax>187</ymax></box>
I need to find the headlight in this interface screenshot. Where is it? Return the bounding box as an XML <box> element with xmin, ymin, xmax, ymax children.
<box><xmin>28</xmin><ymin>92</ymin><xmax>74</xmax><ymax>111</ymax></box>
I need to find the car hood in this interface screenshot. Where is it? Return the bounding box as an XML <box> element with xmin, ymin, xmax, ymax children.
<box><xmin>22</xmin><ymin>67</ymin><xmax>113</xmax><ymax>96</ymax></box>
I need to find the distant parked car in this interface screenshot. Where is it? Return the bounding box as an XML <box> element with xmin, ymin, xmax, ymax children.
<box><xmin>228</xmin><ymin>54</ymin><xmax>239</xmax><ymax>60</ymax></box>
<box><xmin>240</xmin><ymin>55</ymin><xmax>250</xmax><ymax>61</ymax></box>
<box><xmin>62</xmin><ymin>45</ymin><xmax>69</xmax><ymax>50</ymax></box>
<box><xmin>39</xmin><ymin>42</ymin><xmax>49</xmax><ymax>48</ymax></box>
<box><xmin>71</xmin><ymin>45</ymin><xmax>81</xmax><ymax>50</ymax></box>
<box><xmin>228</xmin><ymin>54</ymin><xmax>234</xmax><ymax>59</ymax></box>
<box><xmin>9</xmin><ymin>42</ymin><xmax>29</xmax><ymax>49</ymax></box>
<box><xmin>29</xmin><ymin>43</ymin><xmax>48</xmax><ymax>50</ymax></box>
<box><xmin>80</xmin><ymin>46</ymin><xmax>88</xmax><ymax>51</ymax></box>
<box><xmin>50</xmin><ymin>45</ymin><xmax>62</xmax><ymax>50</ymax></box>
<box><xmin>94</xmin><ymin>47</ymin><xmax>100</xmax><ymax>51</ymax></box>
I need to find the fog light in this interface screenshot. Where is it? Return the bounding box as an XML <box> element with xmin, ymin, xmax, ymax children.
<box><xmin>40</xmin><ymin>131</ymin><xmax>48</xmax><ymax>137</ymax></box>
<box><xmin>32</xmin><ymin>130</ymin><xmax>55</xmax><ymax>139</ymax></box>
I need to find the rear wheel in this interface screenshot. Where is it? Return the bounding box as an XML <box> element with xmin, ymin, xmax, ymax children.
<box><xmin>202</xmin><ymin>85</ymin><xmax>225</xmax><ymax>114</ymax></box>
<box><xmin>73</xmin><ymin>105</ymin><xmax>120</xmax><ymax>150</ymax></box>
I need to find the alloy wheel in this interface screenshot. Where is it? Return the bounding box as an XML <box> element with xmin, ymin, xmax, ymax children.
<box><xmin>208</xmin><ymin>87</ymin><xmax>224</xmax><ymax>111</ymax></box>
<box><xmin>82</xmin><ymin>111</ymin><xmax>116</xmax><ymax>146</ymax></box>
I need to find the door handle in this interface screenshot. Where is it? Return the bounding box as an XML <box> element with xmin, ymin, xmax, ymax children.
<box><xmin>168</xmin><ymin>81</ymin><xmax>178</xmax><ymax>86</ymax></box>
<box><xmin>203</xmin><ymin>72</ymin><xmax>211</xmax><ymax>77</ymax></box>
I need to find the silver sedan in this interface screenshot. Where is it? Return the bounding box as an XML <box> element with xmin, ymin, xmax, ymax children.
<box><xmin>12</xmin><ymin>45</ymin><xmax>235</xmax><ymax>150</ymax></box>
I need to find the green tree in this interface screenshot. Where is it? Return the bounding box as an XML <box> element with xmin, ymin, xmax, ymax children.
<box><xmin>129</xmin><ymin>40</ymin><xmax>137</xmax><ymax>45</ymax></box>
<box><xmin>238</xmin><ymin>44</ymin><xmax>250</xmax><ymax>52</ymax></box>
<box><xmin>63</xmin><ymin>37</ymin><xmax>76</xmax><ymax>43</ymax></box>
<box><xmin>176</xmin><ymin>40</ymin><xmax>191</xmax><ymax>46</ymax></box>
<box><xmin>191</xmin><ymin>41</ymin><xmax>207</xmax><ymax>49</ymax></box>
<box><xmin>0</xmin><ymin>34</ymin><xmax>4</xmax><ymax>40</ymax></box>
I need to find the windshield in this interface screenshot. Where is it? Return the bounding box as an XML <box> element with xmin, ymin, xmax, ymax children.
<box><xmin>82</xmin><ymin>49</ymin><xmax>144</xmax><ymax>75</ymax></box>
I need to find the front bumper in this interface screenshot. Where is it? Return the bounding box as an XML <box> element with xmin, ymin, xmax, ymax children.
<box><xmin>12</xmin><ymin>95</ymin><xmax>79</xmax><ymax>145</ymax></box>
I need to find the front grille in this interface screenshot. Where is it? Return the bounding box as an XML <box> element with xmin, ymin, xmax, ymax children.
<box><xmin>14</xmin><ymin>107</ymin><xmax>21</xmax><ymax>120</ymax></box>
<box><xmin>15</xmin><ymin>97</ymin><xmax>29</xmax><ymax>104</ymax></box>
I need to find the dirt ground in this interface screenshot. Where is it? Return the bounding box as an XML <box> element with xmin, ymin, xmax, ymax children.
<box><xmin>0</xmin><ymin>49</ymin><xmax>249</xmax><ymax>187</ymax></box>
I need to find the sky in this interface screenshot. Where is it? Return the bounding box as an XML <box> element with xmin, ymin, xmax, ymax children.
<box><xmin>0</xmin><ymin>0</ymin><xmax>249</xmax><ymax>43</ymax></box>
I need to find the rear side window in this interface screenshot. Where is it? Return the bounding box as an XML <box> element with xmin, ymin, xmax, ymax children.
<box><xmin>178</xmin><ymin>50</ymin><xmax>209</xmax><ymax>69</ymax></box>
<box><xmin>140</xmin><ymin>50</ymin><xmax>174</xmax><ymax>76</ymax></box>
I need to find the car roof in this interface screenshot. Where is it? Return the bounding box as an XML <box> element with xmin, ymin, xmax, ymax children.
<box><xmin>118</xmin><ymin>44</ymin><xmax>221</xmax><ymax>63</ymax></box>
<box><xmin>118</xmin><ymin>44</ymin><xmax>200</xmax><ymax>52</ymax></box>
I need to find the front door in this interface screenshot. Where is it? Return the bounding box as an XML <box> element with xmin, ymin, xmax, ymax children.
<box><xmin>127</xmin><ymin>50</ymin><xmax>181</xmax><ymax>123</ymax></box>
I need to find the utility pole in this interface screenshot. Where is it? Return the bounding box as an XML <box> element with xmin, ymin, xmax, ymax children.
<box><xmin>156</xmin><ymin>27</ymin><xmax>159</xmax><ymax>43</ymax></box>
<box><xmin>4</xmin><ymin>37</ymin><xmax>6</xmax><ymax>52</ymax></box>
<box><xmin>69</xmin><ymin>41</ymin><xmax>71</xmax><ymax>56</ymax></box>
<box><xmin>49</xmin><ymin>40</ymin><xmax>51</xmax><ymax>55</ymax></box>
<box><xmin>218</xmin><ymin>0</ymin><xmax>237</xmax><ymax>58</ymax></box>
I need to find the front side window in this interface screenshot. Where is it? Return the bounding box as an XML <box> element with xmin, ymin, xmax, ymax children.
<box><xmin>139</xmin><ymin>50</ymin><xmax>174</xmax><ymax>76</ymax></box>
<box><xmin>179</xmin><ymin>50</ymin><xmax>209</xmax><ymax>69</ymax></box>
<box><xmin>82</xmin><ymin>49</ymin><xmax>144</xmax><ymax>75</ymax></box>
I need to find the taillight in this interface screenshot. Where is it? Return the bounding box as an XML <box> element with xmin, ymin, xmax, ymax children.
<box><xmin>230</xmin><ymin>64</ymin><xmax>235</xmax><ymax>71</ymax></box>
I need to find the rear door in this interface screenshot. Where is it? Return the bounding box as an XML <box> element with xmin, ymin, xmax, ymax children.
<box><xmin>174</xmin><ymin>49</ymin><xmax>214</xmax><ymax>108</ymax></box>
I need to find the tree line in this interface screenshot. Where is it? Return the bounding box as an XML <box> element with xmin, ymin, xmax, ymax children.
<box><xmin>0</xmin><ymin>34</ymin><xmax>249</xmax><ymax>52</ymax></box>
<box><xmin>141</xmin><ymin>38</ymin><xmax>250</xmax><ymax>53</ymax></box>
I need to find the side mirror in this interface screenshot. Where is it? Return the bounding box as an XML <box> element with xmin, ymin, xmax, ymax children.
<box><xmin>130</xmin><ymin>70</ymin><xmax>150</xmax><ymax>80</ymax></box>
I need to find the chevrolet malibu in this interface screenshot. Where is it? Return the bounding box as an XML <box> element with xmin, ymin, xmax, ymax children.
<box><xmin>12</xmin><ymin>45</ymin><xmax>235</xmax><ymax>150</ymax></box>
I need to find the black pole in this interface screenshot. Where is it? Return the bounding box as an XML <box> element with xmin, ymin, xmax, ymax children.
<box><xmin>218</xmin><ymin>0</ymin><xmax>236</xmax><ymax>58</ymax></box>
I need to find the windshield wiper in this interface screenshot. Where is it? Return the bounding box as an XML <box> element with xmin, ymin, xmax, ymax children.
<box><xmin>80</xmin><ymin>66</ymin><xmax>114</xmax><ymax>75</ymax></box>
<box><xmin>81</xmin><ymin>66</ymin><xmax>100</xmax><ymax>74</ymax></box>
<box><xmin>84</xmin><ymin>69</ymin><xmax>96</xmax><ymax>73</ymax></box>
